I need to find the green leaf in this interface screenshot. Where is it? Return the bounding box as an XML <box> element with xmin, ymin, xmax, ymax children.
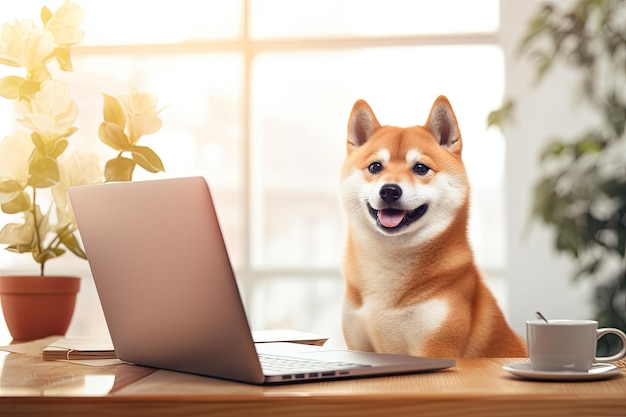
<box><xmin>99</xmin><ymin>121</ymin><xmax>131</xmax><ymax>151</ymax></box>
<box><xmin>5</xmin><ymin>243</ymin><xmax>35</xmax><ymax>254</ymax></box>
<box><xmin>40</xmin><ymin>6</ymin><xmax>52</xmax><ymax>25</ymax></box>
<box><xmin>0</xmin><ymin>76</ymin><xmax>25</xmax><ymax>99</ymax></box>
<box><xmin>573</xmin><ymin>258</ymin><xmax>601</xmax><ymax>280</ymax></box>
<box><xmin>102</xmin><ymin>93</ymin><xmax>127</xmax><ymax>129</ymax></box>
<box><xmin>531</xmin><ymin>51</ymin><xmax>555</xmax><ymax>83</ymax></box>
<box><xmin>28</xmin><ymin>156</ymin><xmax>60</xmax><ymax>188</ymax></box>
<box><xmin>1</xmin><ymin>191</ymin><xmax>30</xmax><ymax>214</ymax></box>
<box><xmin>48</xmin><ymin>138</ymin><xmax>69</xmax><ymax>159</ymax></box>
<box><xmin>18</xmin><ymin>79</ymin><xmax>41</xmax><ymax>101</ymax></box>
<box><xmin>131</xmin><ymin>146</ymin><xmax>165</xmax><ymax>173</ymax></box>
<box><xmin>29</xmin><ymin>64</ymin><xmax>51</xmax><ymax>84</ymax></box>
<box><xmin>487</xmin><ymin>99</ymin><xmax>515</xmax><ymax>129</ymax></box>
<box><xmin>539</xmin><ymin>140</ymin><xmax>566</xmax><ymax>161</ymax></box>
<box><xmin>517</xmin><ymin>4</ymin><xmax>554</xmax><ymax>54</ymax></box>
<box><xmin>31</xmin><ymin>132</ymin><xmax>47</xmax><ymax>155</ymax></box>
<box><xmin>104</xmin><ymin>156</ymin><xmax>135</xmax><ymax>182</ymax></box>
<box><xmin>34</xmin><ymin>247</ymin><xmax>65</xmax><ymax>264</ymax></box>
<box><xmin>531</xmin><ymin>178</ymin><xmax>559</xmax><ymax>222</ymax></box>
<box><xmin>54</xmin><ymin>47</ymin><xmax>73</xmax><ymax>72</ymax></box>
<box><xmin>576</xmin><ymin>138</ymin><xmax>602</xmax><ymax>154</ymax></box>
<box><xmin>0</xmin><ymin>179</ymin><xmax>23</xmax><ymax>195</ymax></box>
<box><xmin>555</xmin><ymin>219</ymin><xmax>582</xmax><ymax>257</ymax></box>
<box><xmin>60</xmin><ymin>232</ymin><xmax>87</xmax><ymax>259</ymax></box>
<box><xmin>518</xmin><ymin>18</ymin><xmax>547</xmax><ymax>54</ymax></box>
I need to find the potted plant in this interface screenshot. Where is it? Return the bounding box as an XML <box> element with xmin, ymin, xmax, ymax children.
<box><xmin>0</xmin><ymin>1</ymin><xmax>166</xmax><ymax>341</ymax></box>
<box><xmin>489</xmin><ymin>0</ymin><xmax>625</xmax><ymax>354</ymax></box>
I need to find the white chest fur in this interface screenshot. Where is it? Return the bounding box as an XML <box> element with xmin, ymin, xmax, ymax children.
<box><xmin>343</xmin><ymin>297</ymin><xmax>449</xmax><ymax>355</ymax></box>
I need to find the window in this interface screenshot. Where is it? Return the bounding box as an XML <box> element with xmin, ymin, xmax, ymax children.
<box><xmin>0</xmin><ymin>0</ymin><xmax>504</xmax><ymax>346</ymax></box>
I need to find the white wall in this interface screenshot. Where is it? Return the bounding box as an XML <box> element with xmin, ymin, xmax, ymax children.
<box><xmin>500</xmin><ymin>0</ymin><xmax>595</xmax><ymax>336</ymax></box>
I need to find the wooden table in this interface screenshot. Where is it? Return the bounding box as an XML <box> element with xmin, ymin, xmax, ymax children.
<box><xmin>0</xmin><ymin>338</ymin><xmax>625</xmax><ymax>417</ymax></box>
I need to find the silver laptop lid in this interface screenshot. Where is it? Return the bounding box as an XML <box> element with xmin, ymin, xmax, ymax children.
<box><xmin>69</xmin><ymin>176</ymin><xmax>266</xmax><ymax>384</ymax></box>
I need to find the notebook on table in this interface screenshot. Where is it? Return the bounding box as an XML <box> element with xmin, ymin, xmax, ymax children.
<box><xmin>68</xmin><ymin>176</ymin><xmax>455</xmax><ymax>385</ymax></box>
<box><xmin>41</xmin><ymin>330</ymin><xmax>328</xmax><ymax>361</ymax></box>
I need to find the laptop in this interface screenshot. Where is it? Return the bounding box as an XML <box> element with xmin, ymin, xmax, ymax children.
<box><xmin>68</xmin><ymin>176</ymin><xmax>455</xmax><ymax>384</ymax></box>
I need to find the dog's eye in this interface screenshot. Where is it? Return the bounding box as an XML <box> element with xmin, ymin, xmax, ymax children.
<box><xmin>413</xmin><ymin>163</ymin><xmax>430</xmax><ymax>175</ymax></box>
<box><xmin>368</xmin><ymin>162</ymin><xmax>383</xmax><ymax>174</ymax></box>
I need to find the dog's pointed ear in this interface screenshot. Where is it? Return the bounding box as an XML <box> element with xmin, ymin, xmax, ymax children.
<box><xmin>347</xmin><ymin>99</ymin><xmax>381</xmax><ymax>152</ymax></box>
<box><xmin>425</xmin><ymin>96</ymin><xmax>462</xmax><ymax>156</ymax></box>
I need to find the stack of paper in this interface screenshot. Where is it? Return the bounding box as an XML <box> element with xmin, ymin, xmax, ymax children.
<box><xmin>42</xmin><ymin>338</ymin><xmax>116</xmax><ymax>361</ymax></box>
<box><xmin>251</xmin><ymin>329</ymin><xmax>328</xmax><ymax>346</ymax></box>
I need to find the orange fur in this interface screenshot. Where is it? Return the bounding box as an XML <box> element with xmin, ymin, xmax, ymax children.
<box><xmin>339</xmin><ymin>96</ymin><xmax>527</xmax><ymax>358</ymax></box>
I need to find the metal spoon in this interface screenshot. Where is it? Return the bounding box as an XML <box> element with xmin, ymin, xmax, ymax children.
<box><xmin>536</xmin><ymin>311</ymin><xmax>549</xmax><ymax>323</ymax></box>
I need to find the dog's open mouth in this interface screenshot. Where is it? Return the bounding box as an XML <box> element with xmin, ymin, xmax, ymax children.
<box><xmin>368</xmin><ymin>204</ymin><xmax>428</xmax><ymax>231</ymax></box>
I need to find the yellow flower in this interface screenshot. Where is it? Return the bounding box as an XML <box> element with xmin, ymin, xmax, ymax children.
<box><xmin>45</xmin><ymin>0</ymin><xmax>84</xmax><ymax>47</ymax></box>
<box><xmin>0</xmin><ymin>19</ymin><xmax>55</xmax><ymax>71</ymax></box>
<box><xmin>0</xmin><ymin>2</ymin><xmax>164</xmax><ymax>274</ymax></box>
<box><xmin>118</xmin><ymin>89</ymin><xmax>163</xmax><ymax>143</ymax></box>
<box><xmin>0</xmin><ymin>130</ymin><xmax>34</xmax><ymax>204</ymax></box>
<box><xmin>15</xmin><ymin>79</ymin><xmax>78</xmax><ymax>142</ymax></box>
<box><xmin>52</xmin><ymin>152</ymin><xmax>102</xmax><ymax>228</ymax></box>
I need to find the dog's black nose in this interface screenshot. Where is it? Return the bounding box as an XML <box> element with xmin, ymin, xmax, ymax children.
<box><xmin>379</xmin><ymin>184</ymin><xmax>402</xmax><ymax>202</ymax></box>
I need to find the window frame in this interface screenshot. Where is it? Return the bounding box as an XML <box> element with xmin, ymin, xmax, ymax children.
<box><xmin>0</xmin><ymin>1</ymin><xmax>505</xmax><ymax>339</ymax></box>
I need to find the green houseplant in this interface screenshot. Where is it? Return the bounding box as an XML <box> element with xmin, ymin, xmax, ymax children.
<box><xmin>0</xmin><ymin>1</ymin><xmax>166</xmax><ymax>340</ymax></box>
<box><xmin>489</xmin><ymin>0</ymin><xmax>625</xmax><ymax>354</ymax></box>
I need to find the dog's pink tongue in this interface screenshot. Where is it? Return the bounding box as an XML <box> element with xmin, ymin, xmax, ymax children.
<box><xmin>378</xmin><ymin>209</ymin><xmax>406</xmax><ymax>228</ymax></box>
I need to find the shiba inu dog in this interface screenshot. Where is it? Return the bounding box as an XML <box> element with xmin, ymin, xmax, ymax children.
<box><xmin>339</xmin><ymin>96</ymin><xmax>527</xmax><ymax>358</ymax></box>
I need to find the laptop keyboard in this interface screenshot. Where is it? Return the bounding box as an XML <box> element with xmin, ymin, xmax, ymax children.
<box><xmin>258</xmin><ymin>353</ymin><xmax>369</xmax><ymax>375</ymax></box>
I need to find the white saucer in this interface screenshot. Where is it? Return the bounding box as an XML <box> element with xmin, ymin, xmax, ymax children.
<box><xmin>502</xmin><ymin>362</ymin><xmax>622</xmax><ymax>381</ymax></box>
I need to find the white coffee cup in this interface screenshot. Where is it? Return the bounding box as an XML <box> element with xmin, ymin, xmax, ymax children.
<box><xmin>526</xmin><ymin>319</ymin><xmax>626</xmax><ymax>372</ymax></box>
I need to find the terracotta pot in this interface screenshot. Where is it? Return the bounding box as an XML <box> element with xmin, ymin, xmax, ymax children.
<box><xmin>0</xmin><ymin>275</ymin><xmax>81</xmax><ymax>341</ymax></box>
